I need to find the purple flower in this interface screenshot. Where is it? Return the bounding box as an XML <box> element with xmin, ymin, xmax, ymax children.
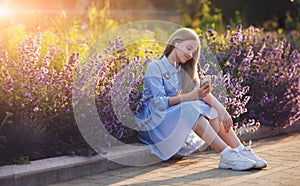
<box><xmin>226</xmin><ymin>25</ymin><xmax>232</xmax><ymax>32</ymax></box>
<box><xmin>24</xmin><ymin>93</ymin><xmax>32</xmax><ymax>99</ymax></box>
<box><xmin>207</xmin><ymin>29</ymin><xmax>215</xmax><ymax>36</ymax></box>
<box><xmin>33</xmin><ymin>107</ymin><xmax>39</xmax><ymax>112</ymax></box>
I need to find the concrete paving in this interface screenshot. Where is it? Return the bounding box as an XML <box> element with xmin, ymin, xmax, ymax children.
<box><xmin>50</xmin><ymin>132</ymin><xmax>300</xmax><ymax>186</ymax></box>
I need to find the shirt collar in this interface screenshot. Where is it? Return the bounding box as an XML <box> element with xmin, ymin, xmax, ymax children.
<box><xmin>161</xmin><ymin>55</ymin><xmax>181</xmax><ymax>74</ymax></box>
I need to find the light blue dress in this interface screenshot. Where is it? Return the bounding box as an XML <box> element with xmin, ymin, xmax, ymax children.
<box><xmin>135</xmin><ymin>55</ymin><xmax>218</xmax><ymax>160</ymax></box>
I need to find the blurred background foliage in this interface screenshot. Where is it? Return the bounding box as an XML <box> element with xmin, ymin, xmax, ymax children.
<box><xmin>1</xmin><ymin>0</ymin><xmax>299</xmax><ymax>32</ymax></box>
<box><xmin>1</xmin><ymin>0</ymin><xmax>299</xmax><ymax>46</ymax></box>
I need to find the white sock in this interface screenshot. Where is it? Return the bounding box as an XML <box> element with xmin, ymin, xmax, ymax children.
<box><xmin>220</xmin><ymin>146</ymin><xmax>232</xmax><ymax>157</ymax></box>
<box><xmin>235</xmin><ymin>144</ymin><xmax>245</xmax><ymax>152</ymax></box>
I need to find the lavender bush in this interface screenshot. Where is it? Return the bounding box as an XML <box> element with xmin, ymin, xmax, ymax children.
<box><xmin>0</xmin><ymin>30</ymin><xmax>82</xmax><ymax>163</ymax></box>
<box><xmin>0</xmin><ymin>30</ymin><xmax>77</xmax><ymax>117</ymax></box>
<box><xmin>94</xmin><ymin>37</ymin><xmax>156</xmax><ymax>143</ymax></box>
<box><xmin>199</xmin><ymin>61</ymin><xmax>259</xmax><ymax>135</ymax></box>
<box><xmin>0</xmin><ymin>3</ymin><xmax>121</xmax><ymax>163</ymax></box>
<box><xmin>206</xmin><ymin>24</ymin><xmax>300</xmax><ymax>127</ymax></box>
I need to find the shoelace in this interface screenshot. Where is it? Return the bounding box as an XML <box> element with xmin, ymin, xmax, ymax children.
<box><xmin>228</xmin><ymin>150</ymin><xmax>244</xmax><ymax>158</ymax></box>
<box><xmin>243</xmin><ymin>147</ymin><xmax>253</xmax><ymax>152</ymax></box>
<box><xmin>242</xmin><ymin>147</ymin><xmax>259</xmax><ymax>159</ymax></box>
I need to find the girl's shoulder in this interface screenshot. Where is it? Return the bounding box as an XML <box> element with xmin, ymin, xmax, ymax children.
<box><xmin>148</xmin><ymin>58</ymin><xmax>162</xmax><ymax>66</ymax></box>
<box><xmin>146</xmin><ymin>59</ymin><xmax>163</xmax><ymax>70</ymax></box>
<box><xmin>145</xmin><ymin>59</ymin><xmax>163</xmax><ymax>76</ymax></box>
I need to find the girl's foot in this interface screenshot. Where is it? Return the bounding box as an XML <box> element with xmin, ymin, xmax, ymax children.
<box><xmin>219</xmin><ymin>149</ymin><xmax>256</xmax><ymax>171</ymax></box>
<box><xmin>239</xmin><ymin>147</ymin><xmax>268</xmax><ymax>169</ymax></box>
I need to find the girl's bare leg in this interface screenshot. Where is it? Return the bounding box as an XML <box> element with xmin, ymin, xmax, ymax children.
<box><xmin>209</xmin><ymin>118</ymin><xmax>242</xmax><ymax>148</ymax></box>
<box><xmin>193</xmin><ymin>116</ymin><xmax>227</xmax><ymax>152</ymax></box>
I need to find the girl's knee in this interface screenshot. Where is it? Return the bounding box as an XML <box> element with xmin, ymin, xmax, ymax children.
<box><xmin>193</xmin><ymin>115</ymin><xmax>209</xmax><ymax>130</ymax></box>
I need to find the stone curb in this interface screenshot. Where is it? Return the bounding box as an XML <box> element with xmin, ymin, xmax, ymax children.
<box><xmin>239</xmin><ymin>120</ymin><xmax>300</xmax><ymax>141</ymax></box>
<box><xmin>0</xmin><ymin>143</ymin><xmax>160</xmax><ymax>186</ymax></box>
<box><xmin>0</xmin><ymin>121</ymin><xmax>299</xmax><ymax>186</ymax></box>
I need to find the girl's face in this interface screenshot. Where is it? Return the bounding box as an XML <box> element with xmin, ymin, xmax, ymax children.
<box><xmin>175</xmin><ymin>40</ymin><xmax>198</xmax><ymax>64</ymax></box>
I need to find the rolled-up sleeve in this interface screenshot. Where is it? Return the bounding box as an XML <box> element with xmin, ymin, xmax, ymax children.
<box><xmin>144</xmin><ymin>62</ymin><xmax>170</xmax><ymax>110</ymax></box>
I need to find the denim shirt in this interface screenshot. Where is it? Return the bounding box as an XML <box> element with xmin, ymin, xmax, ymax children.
<box><xmin>135</xmin><ymin>55</ymin><xmax>181</xmax><ymax>129</ymax></box>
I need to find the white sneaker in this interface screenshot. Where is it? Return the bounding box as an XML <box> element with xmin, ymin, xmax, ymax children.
<box><xmin>240</xmin><ymin>147</ymin><xmax>268</xmax><ymax>169</ymax></box>
<box><xmin>219</xmin><ymin>149</ymin><xmax>256</xmax><ymax>171</ymax></box>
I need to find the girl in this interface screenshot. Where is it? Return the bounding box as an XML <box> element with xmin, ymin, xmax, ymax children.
<box><xmin>135</xmin><ymin>28</ymin><xmax>267</xmax><ymax>171</ymax></box>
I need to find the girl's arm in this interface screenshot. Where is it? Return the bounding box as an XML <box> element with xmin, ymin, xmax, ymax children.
<box><xmin>203</xmin><ymin>93</ymin><xmax>233</xmax><ymax>133</ymax></box>
<box><xmin>145</xmin><ymin>62</ymin><xmax>210</xmax><ymax>109</ymax></box>
<box><xmin>168</xmin><ymin>83</ymin><xmax>211</xmax><ymax>106</ymax></box>
<box><xmin>203</xmin><ymin>93</ymin><xmax>225</xmax><ymax>111</ymax></box>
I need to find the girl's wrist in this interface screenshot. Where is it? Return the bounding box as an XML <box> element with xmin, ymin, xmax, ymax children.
<box><xmin>180</xmin><ymin>93</ymin><xmax>193</xmax><ymax>102</ymax></box>
<box><xmin>179</xmin><ymin>94</ymin><xmax>187</xmax><ymax>102</ymax></box>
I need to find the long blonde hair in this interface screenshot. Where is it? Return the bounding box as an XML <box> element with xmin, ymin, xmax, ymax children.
<box><xmin>161</xmin><ymin>28</ymin><xmax>200</xmax><ymax>94</ymax></box>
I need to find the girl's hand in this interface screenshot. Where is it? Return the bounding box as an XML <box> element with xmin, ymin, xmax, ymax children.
<box><xmin>187</xmin><ymin>83</ymin><xmax>211</xmax><ymax>100</ymax></box>
<box><xmin>222</xmin><ymin>111</ymin><xmax>233</xmax><ymax>133</ymax></box>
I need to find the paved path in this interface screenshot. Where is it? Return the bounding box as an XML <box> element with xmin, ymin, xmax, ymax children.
<box><xmin>50</xmin><ymin>133</ymin><xmax>300</xmax><ymax>186</ymax></box>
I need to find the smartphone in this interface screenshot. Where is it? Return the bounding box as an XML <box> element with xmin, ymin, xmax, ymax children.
<box><xmin>200</xmin><ymin>75</ymin><xmax>211</xmax><ymax>87</ymax></box>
